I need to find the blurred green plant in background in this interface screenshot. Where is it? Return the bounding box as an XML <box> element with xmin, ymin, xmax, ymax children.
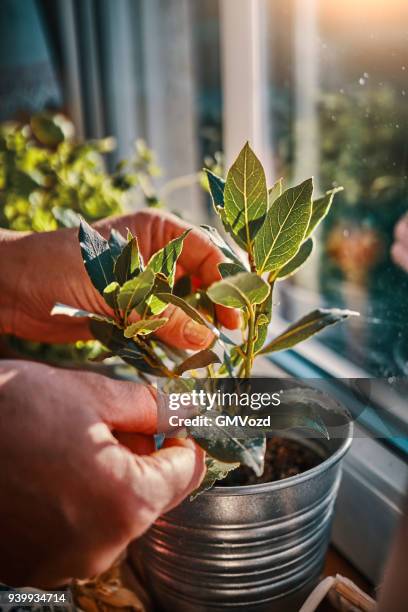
<box><xmin>0</xmin><ymin>111</ymin><xmax>160</xmax><ymax>232</ymax></box>
<box><xmin>319</xmin><ymin>85</ymin><xmax>407</xmax><ymax>207</ymax></box>
<box><xmin>0</xmin><ymin>111</ymin><xmax>160</xmax><ymax>364</ymax></box>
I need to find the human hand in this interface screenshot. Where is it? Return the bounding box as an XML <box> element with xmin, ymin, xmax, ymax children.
<box><xmin>391</xmin><ymin>214</ymin><xmax>408</xmax><ymax>272</ymax></box>
<box><xmin>0</xmin><ymin>360</ymin><xmax>205</xmax><ymax>587</ymax></box>
<box><xmin>0</xmin><ymin>209</ymin><xmax>240</xmax><ymax>345</ymax></box>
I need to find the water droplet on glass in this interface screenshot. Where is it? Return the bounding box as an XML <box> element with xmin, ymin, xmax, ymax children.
<box><xmin>402</xmin><ymin>90</ymin><xmax>406</xmax><ymax>96</ymax></box>
<box><xmin>359</xmin><ymin>77</ymin><xmax>365</xmax><ymax>85</ymax></box>
<box><xmin>402</xmin><ymin>66</ymin><xmax>406</xmax><ymax>71</ymax></box>
<box><xmin>363</xmin><ymin>72</ymin><xmax>369</xmax><ymax>78</ymax></box>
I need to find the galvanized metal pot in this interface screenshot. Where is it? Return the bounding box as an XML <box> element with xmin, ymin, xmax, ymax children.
<box><xmin>133</xmin><ymin>422</ymin><xmax>352</xmax><ymax>611</ymax></box>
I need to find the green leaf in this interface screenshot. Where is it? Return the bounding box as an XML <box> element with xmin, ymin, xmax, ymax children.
<box><xmin>278</xmin><ymin>387</ymin><xmax>350</xmax><ymax>433</ymax></box>
<box><xmin>215</xmin><ymin>332</ymin><xmax>239</xmax><ymax>376</ymax></box>
<box><xmin>142</xmin><ymin>274</ymin><xmax>172</xmax><ymax>316</ymax></box>
<box><xmin>259</xmin><ymin>308</ymin><xmax>359</xmax><ymax>354</ymax></box>
<box><xmin>147</xmin><ymin>230</ymin><xmax>190</xmax><ymax>287</ymax></box>
<box><xmin>114</xmin><ymin>233</ymin><xmax>143</xmax><ymax>284</ymax></box>
<box><xmin>124</xmin><ymin>318</ymin><xmax>168</xmax><ymax>337</ymax></box>
<box><xmin>89</xmin><ymin>319</ymin><xmax>163</xmax><ymax>375</ymax></box>
<box><xmin>277</xmin><ymin>237</ymin><xmax>314</xmax><ymax>280</ymax></box>
<box><xmin>253</xmin><ymin>290</ymin><xmax>273</xmax><ymax>353</ymax></box>
<box><xmin>271</xmin><ymin>393</ymin><xmax>331</xmax><ymax>439</ymax></box>
<box><xmin>190</xmin><ymin>458</ymin><xmax>240</xmax><ymax>500</ymax></box>
<box><xmin>31</xmin><ymin>113</ymin><xmax>65</xmax><ymax>146</ymax></box>
<box><xmin>190</xmin><ymin>425</ymin><xmax>266</xmax><ymax>477</ymax></box>
<box><xmin>221</xmin><ymin>348</ymin><xmax>235</xmax><ymax>377</ymax></box>
<box><xmin>200</xmin><ymin>225</ymin><xmax>243</xmax><ymax>266</ymax></box>
<box><xmin>51</xmin><ymin>303</ymin><xmax>116</xmax><ymax>324</ymax></box>
<box><xmin>79</xmin><ymin>219</ymin><xmax>115</xmax><ymax>295</ymax></box>
<box><xmin>254</xmin><ymin>178</ymin><xmax>313</xmax><ymax>273</ymax></box>
<box><xmin>224</xmin><ymin>142</ymin><xmax>268</xmax><ymax>249</ymax></box>
<box><xmin>186</xmin><ymin>290</ymin><xmax>216</xmax><ymax>323</ymax></box>
<box><xmin>174</xmin><ymin>349</ymin><xmax>220</xmax><ymax>375</ymax></box>
<box><xmin>268</xmin><ymin>177</ymin><xmax>283</xmax><ymax>205</ymax></box>
<box><xmin>305</xmin><ymin>187</ymin><xmax>343</xmax><ymax>239</ymax></box>
<box><xmin>256</xmin><ymin>314</ymin><xmax>269</xmax><ymax>326</ymax></box>
<box><xmin>103</xmin><ymin>281</ymin><xmax>120</xmax><ymax>309</ymax></box>
<box><xmin>218</xmin><ymin>330</ymin><xmax>238</xmax><ymax>346</ymax></box>
<box><xmin>202</xmin><ymin>176</ymin><xmax>247</xmax><ymax>249</ymax></box>
<box><xmin>155</xmin><ymin>292</ymin><xmax>211</xmax><ymax>328</ymax></box>
<box><xmin>218</xmin><ymin>345</ymin><xmax>244</xmax><ymax>376</ymax></box>
<box><xmin>218</xmin><ymin>262</ymin><xmax>247</xmax><ymax>278</ymax></box>
<box><xmin>145</xmin><ymin>294</ymin><xmax>168</xmax><ymax>316</ymax></box>
<box><xmin>207</xmin><ymin>272</ymin><xmax>270</xmax><ymax>310</ymax></box>
<box><xmin>205</xmin><ymin>169</ymin><xmax>225</xmax><ymax>208</ymax></box>
<box><xmin>117</xmin><ymin>268</ymin><xmax>155</xmax><ymax>312</ymax></box>
<box><xmin>204</xmin><ymin>165</ymin><xmax>247</xmax><ymax>249</ymax></box>
<box><xmin>108</xmin><ymin>229</ymin><xmax>127</xmax><ymax>260</ymax></box>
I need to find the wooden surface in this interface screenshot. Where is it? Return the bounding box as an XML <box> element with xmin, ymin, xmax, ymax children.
<box><xmin>317</xmin><ymin>546</ymin><xmax>374</xmax><ymax>611</ymax></box>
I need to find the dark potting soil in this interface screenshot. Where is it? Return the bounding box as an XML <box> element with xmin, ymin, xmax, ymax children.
<box><xmin>221</xmin><ymin>436</ymin><xmax>323</xmax><ymax>487</ymax></box>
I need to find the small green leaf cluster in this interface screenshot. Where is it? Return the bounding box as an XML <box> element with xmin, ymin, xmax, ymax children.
<box><xmin>0</xmin><ymin>113</ymin><xmax>158</xmax><ymax>232</ymax></box>
<box><xmin>52</xmin><ymin>142</ymin><xmax>357</xmax><ymax>493</ymax></box>
<box><xmin>205</xmin><ymin>142</ymin><xmax>349</xmax><ymax>378</ymax></box>
<box><xmin>53</xmin><ymin>219</ymin><xmax>219</xmax><ymax>378</ymax></box>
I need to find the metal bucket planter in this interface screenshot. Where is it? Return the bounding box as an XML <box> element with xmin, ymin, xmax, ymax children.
<box><xmin>134</xmin><ymin>412</ymin><xmax>352</xmax><ymax>611</ymax></box>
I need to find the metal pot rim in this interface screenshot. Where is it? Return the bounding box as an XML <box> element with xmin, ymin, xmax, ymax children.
<box><xmin>208</xmin><ymin>421</ymin><xmax>353</xmax><ymax>497</ymax></box>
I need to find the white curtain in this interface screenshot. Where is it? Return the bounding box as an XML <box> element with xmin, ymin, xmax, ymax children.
<box><xmin>53</xmin><ymin>0</ymin><xmax>204</xmax><ymax>220</ymax></box>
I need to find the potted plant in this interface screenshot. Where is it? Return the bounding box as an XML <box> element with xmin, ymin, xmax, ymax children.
<box><xmin>53</xmin><ymin>143</ymin><xmax>356</xmax><ymax>611</ymax></box>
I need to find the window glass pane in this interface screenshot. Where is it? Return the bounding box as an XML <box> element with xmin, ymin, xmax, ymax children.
<box><xmin>266</xmin><ymin>0</ymin><xmax>408</xmax><ymax>376</ymax></box>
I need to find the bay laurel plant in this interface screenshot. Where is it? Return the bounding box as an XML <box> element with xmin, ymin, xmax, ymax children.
<box><xmin>52</xmin><ymin>142</ymin><xmax>357</xmax><ymax>492</ymax></box>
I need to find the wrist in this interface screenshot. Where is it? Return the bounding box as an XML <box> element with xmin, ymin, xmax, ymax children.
<box><xmin>0</xmin><ymin>230</ymin><xmax>31</xmax><ymax>335</ymax></box>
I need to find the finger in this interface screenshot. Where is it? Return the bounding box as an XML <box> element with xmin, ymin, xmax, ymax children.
<box><xmin>391</xmin><ymin>241</ymin><xmax>408</xmax><ymax>272</ymax></box>
<box><xmin>159</xmin><ymin>438</ymin><xmax>206</xmax><ymax>512</ymax></box>
<box><xmin>394</xmin><ymin>215</ymin><xmax>408</xmax><ymax>244</ymax></box>
<box><xmin>114</xmin><ymin>432</ymin><xmax>156</xmax><ymax>455</ymax></box>
<box><xmin>127</xmin><ymin>438</ymin><xmax>206</xmax><ymax>536</ymax></box>
<box><xmin>78</xmin><ymin>371</ymin><xmax>158</xmax><ymax>434</ymax></box>
<box><xmin>154</xmin><ymin>304</ymin><xmax>214</xmax><ymax>350</ymax></box>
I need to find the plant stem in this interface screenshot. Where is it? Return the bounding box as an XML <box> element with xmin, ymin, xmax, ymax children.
<box><xmin>237</xmin><ymin>360</ymin><xmax>246</xmax><ymax>378</ymax></box>
<box><xmin>268</xmin><ymin>270</ymin><xmax>279</xmax><ymax>284</ymax></box>
<box><xmin>134</xmin><ymin>336</ymin><xmax>175</xmax><ymax>378</ymax></box>
<box><xmin>243</xmin><ymin>304</ymin><xmax>256</xmax><ymax>378</ymax></box>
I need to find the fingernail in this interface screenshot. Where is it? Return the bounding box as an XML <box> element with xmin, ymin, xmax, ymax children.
<box><xmin>184</xmin><ymin>320</ymin><xmax>212</xmax><ymax>347</ymax></box>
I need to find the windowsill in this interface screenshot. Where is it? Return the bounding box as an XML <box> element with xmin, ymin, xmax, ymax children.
<box><xmin>319</xmin><ymin>546</ymin><xmax>374</xmax><ymax>611</ymax></box>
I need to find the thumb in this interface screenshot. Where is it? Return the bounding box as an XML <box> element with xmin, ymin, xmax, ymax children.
<box><xmin>75</xmin><ymin>370</ymin><xmax>158</xmax><ymax>434</ymax></box>
<box><xmin>154</xmin><ymin>304</ymin><xmax>214</xmax><ymax>350</ymax></box>
<box><xmin>128</xmin><ymin>438</ymin><xmax>206</xmax><ymax>537</ymax></box>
